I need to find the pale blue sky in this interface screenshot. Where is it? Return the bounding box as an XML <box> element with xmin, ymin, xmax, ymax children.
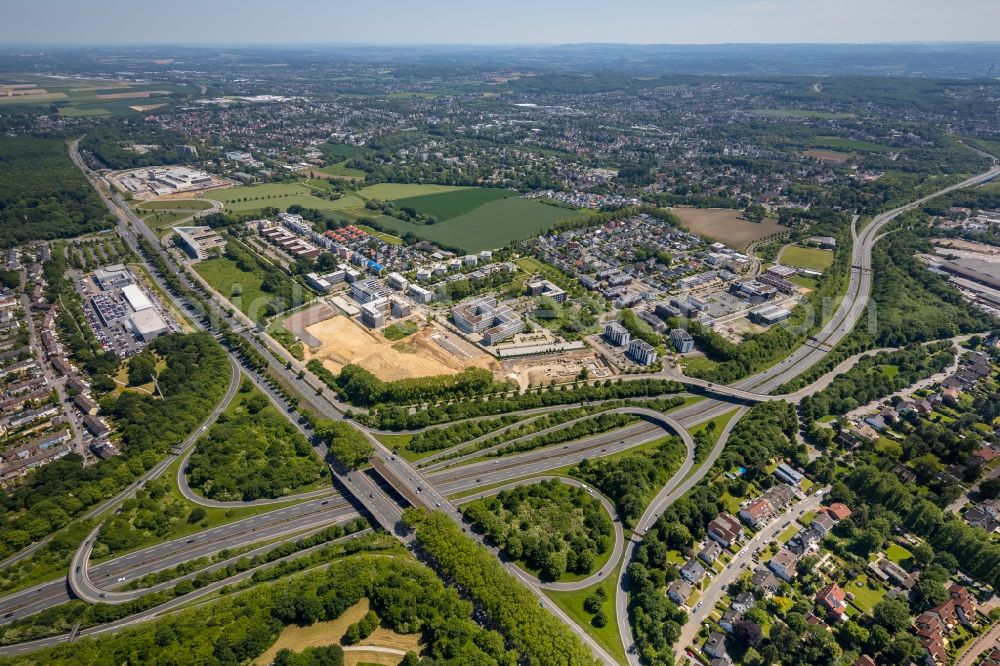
<box><xmin>2</xmin><ymin>0</ymin><xmax>998</xmax><ymax>45</ymax></box>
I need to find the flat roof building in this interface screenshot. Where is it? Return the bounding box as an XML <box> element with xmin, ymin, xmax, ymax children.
<box><xmin>749</xmin><ymin>305</ymin><xmax>792</xmax><ymax>326</ymax></box>
<box><xmin>130</xmin><ymin>309</ymin><xmax>169</xmax><ymax>341</ymax></box>
<box><xmin>670</xmin><ymin>328</ymin><xmax>694</xmax><ymax>353</ymax></box>
<box><xmin>627</xmin><ymin>339</ymin><xmax>658</xmax><ymax>366</ymax></box>
<box><xmin>121</xmin><ymin>284</ymin><xmax>153</xmax><ymax>312</ymax></box>
<box><xmin>604</xmin><ymin>321</ymin><xmax>631</xmax><ymax>347</ymax></box>
<box><xmin>174</xmin><ymin>226</ymin><xmax>227</xmax><ymax>260</ymax></box>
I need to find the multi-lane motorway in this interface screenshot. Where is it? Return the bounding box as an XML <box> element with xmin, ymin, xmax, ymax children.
<box><xmin>2</xmin><ymin>147</ymin><xmax>996</xmax><ymax>663</ymax></box>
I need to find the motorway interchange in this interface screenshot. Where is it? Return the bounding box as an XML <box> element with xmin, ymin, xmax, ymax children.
<box><xmin>0</xmin><ymin>155</ymin><xmax>998</xmax><ymax>662</ymax></box>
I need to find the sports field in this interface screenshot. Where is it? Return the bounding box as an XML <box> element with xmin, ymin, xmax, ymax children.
<box><xmin>393</xmin><ymin>187</ymin><xmax>513</xmax><ymax>221</ymax></box>
<box><xmin>778</xmin><ymin>244</ymin><xmax>835</xmax><ymax>272</ymax></box>
<box><xmin>670</xmin><ymin>207</ymin><xmax>786</xmax><ymax>250</ymax></box>
<box><xmin>372</xmin><ymin>197</ymin><xmax>578</xmax><ymax>252</ymax></box>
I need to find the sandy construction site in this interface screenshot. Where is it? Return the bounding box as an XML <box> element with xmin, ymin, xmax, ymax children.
<box><xmin>503</xmin><ymin>348</ymin><xmax>613</xmax><ymax>390</ymax></box>
<box><xmin>287</xmin><ymin>305</ymin><xmax>498</xmax><ymax>381</ymax></box>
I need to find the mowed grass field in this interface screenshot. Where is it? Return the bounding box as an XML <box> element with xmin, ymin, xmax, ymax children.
<box><xmin>670</xmin><ymin>207</ymin><xmax>786</xmax><ymax>250</ymax></box>
<box><xmin>778</xmin><ymin>244</ymin><xmax>835</xmax><ymax>272</ymax></box>
<box><xmin>374</xmin><ymin>197</ymin><xmax>578</xmax><ymax>252</ymax></box>
<box><xmin>140</xmin><ymin>199</ymin><xmax>214</xmax><ymax>211</ymax></box>
<box><xmin>206</xmin><ymin>183</ymin><xmax>365</xmax><ymax>214</ymax></box>
<box><xmin>194</xmin><ymin>256</ymin><xmax>269</xmax><ymax>319</ymax></box>
<box><xmin>393</xmin><ymin>188</ymin><xmax>513</xmax><ymax>221</ymax></box>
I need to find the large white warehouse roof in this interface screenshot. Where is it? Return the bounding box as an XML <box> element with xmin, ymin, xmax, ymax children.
<box><xmin>121</xmin><ymin>284</ymin><xmax>152</xmax><ymax>312</ymax></box>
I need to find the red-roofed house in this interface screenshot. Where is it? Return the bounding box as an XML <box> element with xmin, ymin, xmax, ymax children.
<box><xmin>824</xmin><ymin>503</ymin><xmax>852</xmax><ymax>522</ymax></box>
<box><xmin>815</xmin><ymin>583</ymin><xmax>847</xmax><ymax>619</ymax></box>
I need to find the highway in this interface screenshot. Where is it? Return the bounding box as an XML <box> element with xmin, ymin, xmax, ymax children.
<box><xmin>16</xmin><ymin>145</ymin><xmax>991</xmax><ymax>664</ymax></box>
<box><xmin>614</xmin><ymin>166</ymin><xmax>1000</xmax><ymax>665</ymax></box>
<box><xmin>453</xmin><ymin>475</ymin><xmax>625</xmax><ymax>592</ymax></box>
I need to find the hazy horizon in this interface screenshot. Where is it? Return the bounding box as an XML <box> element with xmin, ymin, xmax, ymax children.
<box><xmin>2</xmin><ymin>0</ymin><xmax>999</xmax><ymax>46</ymax></box>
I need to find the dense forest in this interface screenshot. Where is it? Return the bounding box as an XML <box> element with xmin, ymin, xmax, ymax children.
<box><xmin>0</xmin><ymin>554</ymin><xmax>514</xmax><ymax>666</ymax></box>
<box><xmin>463</xmin><ymin>480</ymin><xmax>614</xmax><ymax>581</ymax></box>
<box><xmin>572</xmin><ymin>434</ymin><xmax>686</xmax><ymax>527</ymax></box>
<box><xmin>351</xmin><ymin>377</ymin><xmax>686</xmax><ymax>431</ymax></box>
<box><xmin>186</xmin><ymin>380</ymin><xmax>327</xmax><ymax>501</ymax></box>
<box><xmin>411</xmin><ymin>511</ymin><xmax>598</xmax><ymax>666</ymax></box>
<box><xmin>0</xmin><ymin>136</ymin><xmax>111</xmax><ymax>247</ymax></box>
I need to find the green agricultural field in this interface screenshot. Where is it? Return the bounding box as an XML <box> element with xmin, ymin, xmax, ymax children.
<box><xmin>810</xmin><ymin>136</ymin><xmax>893</xmax><ymax>153</ymax></box>
<box><xmin>371</xmin><ymin>197</ymin><xmax>578</xmax><ymax>252</ymax></box>
<box><xmin>358</xmin><ymin>183</ymin><xmax>469</xmax><ymax>201</ymax></box>
<box><xmin>194</xmin><ymin>256</ymin><xmax>269</xmax><ymax>319</ymax></box>
<box><xmin>393</xmin><ymin>187</ymin><xmax>513</xmax><ymax>222</ymax></box>
<box><xmin>754</xmin><ymin>109</ymin><xmax>856</xmax><ymax>119</ymax></box>
<box><xmin>778</xmin><ymin>244</ymin><xmax>834</xmax><ymax>272</ymax></box>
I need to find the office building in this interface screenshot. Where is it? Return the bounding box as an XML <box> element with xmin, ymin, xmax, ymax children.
<box><xmin>604</xmin><ymin>321</ymin><xmax>631</xmax><ymax>347</ymax></box>
<box><xmin>670</xmin><ymin>328</ymin><xmax>694</xmax><ymax>353</ymax></box>
<box><xmin>627</xmin><ymin>339</ymin><xmax>658</xmax><ymax>365</ymax></box>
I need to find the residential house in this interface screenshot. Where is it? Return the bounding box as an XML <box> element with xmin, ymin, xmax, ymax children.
<box><xmin>732</xmin><ymin>592</ymin><xmax>756</xmax><ymax>614</ymax></box>
<box><xmin>667</xmin><ymin>579</ymin><xmax>692</xmax><ymax>605</ymax></box>
<box><xmin>774</xmin><ymin>463</ymin><xmax>804</xmax><ymax>487</ymax></box>
<box><xmin>739</xmin><ymin>497</ymin><xmax>774</xmax><ymax>528</ymax></box>
<box><xmin>762</xmin><ymin>484</ymin><xmax>796</xmax><ymax>511</ymax></box>
<box><xmin>751</xmin><ymin>566</ymin><xmax>782</xmax><ymax>597</ymax></box>
<box><xmin>815</xmin><ymin>583</ymin><xmax>848</xmax><ymax>619</ymax></box>
<box><xmin>824</xmin><ymin>503</ymin><xmax>852</xmax><ymax>522</ymax></box>
<box><xmin>707</xmin><ymin>513</ymin><xmax>744</xmax><ymax>547</ymax></box>
<box><xmin>698</xmin><ymin>542</ymin><xmax>723</xmax><ymax>565</ymax></box>
<box><xmin>720</xmin><ymin>608</ymin><xmax>742</xmax><ymax>633</ymax></box>
<box><xmin>872</xmin><ymin>557</ymin><xmax>919</xmax><ymax>591</ymax></box>
<box><xmin>964</xmin><ymin>501</ymin><xmax>1000</xmax><ymax>532</ymax></box>
<box><xmin>768</xmin><ymin>548</ymin><xmax>799</xmax><ymax>582</ymax></box>
<box><xmin>680</xmin><ymin>558</ymin><xmax>707</xmax><ymax>584</ymax></box>
<box><xmin>812</xmin><ymin>513</ymin><xmax>835</xmax><ymax>535</ymax></box>
<box><xmin>704</xmin><ymin>632</ymin><xmax>729</xmax><ymax>660</ymax></box>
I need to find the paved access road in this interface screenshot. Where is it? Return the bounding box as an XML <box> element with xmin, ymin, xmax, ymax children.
<box><xmin>674</xmin><ymin>491</ymin><xmax>826</xmax><ymax>654</ymax></box>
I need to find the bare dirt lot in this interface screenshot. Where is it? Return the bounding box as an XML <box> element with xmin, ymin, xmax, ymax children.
<box><xmin>803</xmin><ymin>148</ymin><xmax>854</xmax><ymax>163</ymax></box>
<box><xmin>292</xmin><ymin>308</ymin><xmax>498</xmax><ymax>381</ymax></box>
<box><xmin>254</xmin><ymin>598</ymin><xmax>421</xmax><ymax>665</ymax></box>
<box><xmin>670</xmin><ymin>208</ymin><xmax>787</xmax><ymax>250</ymax></box>
<box><xmin>503</xmin><ymin>348</ymin><xmax>613</xmax><ymax>390</ymax></box>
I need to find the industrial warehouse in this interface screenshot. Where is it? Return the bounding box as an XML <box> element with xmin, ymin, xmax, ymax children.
<box><xmin>81</xmin><ymin>264</ymin><xmax>178</xmax><ymax>358</ymax></box>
